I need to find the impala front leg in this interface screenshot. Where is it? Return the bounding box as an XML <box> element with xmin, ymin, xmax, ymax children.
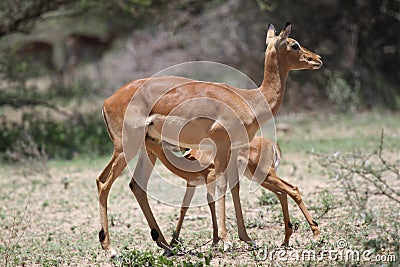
<box><xmin>129</xmin><ymin>148</ymin><xmax>173</xmax><ymax>255</ymax></box>
<box><xmin>213</xmin><ymin>145</ymin><xmax>230</xmax><ymax>249</ymax></box>
<box><xmin>261</xmin><ymin>182</ymin><xmax>293</xmax><ymax>245</ymax></box>
<box><xmin>228</xmin><ymin>150</ymin><xmax>255</xmax><ymax>247</ymax></box>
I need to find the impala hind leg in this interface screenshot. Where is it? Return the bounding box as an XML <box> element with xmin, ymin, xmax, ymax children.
<box><xmin>129</xmin><ymin>148</ymin><xmax>173</xmax><ymax>255</ymax></box>
<box><xmin>266</xmin><ymin>171</ymin><xmax>320</xmax><ymax>238</ymax></box>
<box><xmin>170</xmin><ymin>184</ymin><xmax>196</xmax><ymax>246</ymax></box>
<box><xmin>96</xmin><ymin>150</ymin><xmax>127</xmax><ymax>256</ymax></box>
<box><xmin>260</xmin><ymin>182</ymin><xmax>293</xmax><ymax>245</ymax></box>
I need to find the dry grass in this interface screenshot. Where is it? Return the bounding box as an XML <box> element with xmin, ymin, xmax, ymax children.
<box><xmin>0</xmin><ymin>111</ymin><xmax>399</xmax><ymax>266</ymax></box>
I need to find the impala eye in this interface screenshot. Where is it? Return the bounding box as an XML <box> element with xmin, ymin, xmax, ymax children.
<box><xmin>291</xmin><ymin>43</ymin><xmax>300</xmax><ymax>50</ymax></box>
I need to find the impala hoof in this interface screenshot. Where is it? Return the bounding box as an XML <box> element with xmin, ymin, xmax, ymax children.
<box><xmin>312</xmin><ymin>227</ymin><xmax>321</xmax><ymax>238</ymax></box>
<box><xmin>162</xmin><ymin>248</ymin><xmax>174</xmax><ymax>257</ymax></box>
<box><xmin>246</xmin><ymin>239</ymin><xmax>257</xmax><ymax>249</ymax></box>
<box><xmin>109</xmin><ymin>248</ymin><xmax>119</xmax><ymax>259</ymax></box>
<box><xmin>223</xmin><ymin>241</ymin><xmax>233</xmax><ymax>252</ymax></box>
<box><xmin>211</xmin><ymin>241</ymin><xmax>219</xmax><ymax>248</ymax></box>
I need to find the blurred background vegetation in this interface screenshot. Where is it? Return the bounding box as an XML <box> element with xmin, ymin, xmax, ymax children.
<box><xmin>0</xmin><ymin>0</ymin><xmax>399</xmax><ymax>160</ymax></box>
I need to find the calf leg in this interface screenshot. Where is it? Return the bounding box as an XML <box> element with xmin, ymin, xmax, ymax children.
<box><xmin>206</xmin><ymin>171</ymin><xmax>219</xmax><ymax>245</ymax></box>
<box><xmin>228</xmin><ymin>164</ymin><xmax>254</xmax><ymax>246</ymax></box>
<box><xmin>266</xmin><ymin>171</ymin><xmax>320</xmax><ymax>238</ymax></box>
<box><xmin>170</xmin><ymin>184</ymin><xmax>195</xmax><ymax>246</ymax></box>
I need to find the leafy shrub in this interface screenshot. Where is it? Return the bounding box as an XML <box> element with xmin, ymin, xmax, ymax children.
<box><xmin>326</xmin><ymin>71</ymin><xmax>361</xmax><ymax>112</ymax></box>
<box><xmin>0</xmin><ymin>111</ymin><xmax>111</xmax><ymax>160</ymax></box>
<box><xmin>316</xmin><ymin>132</ymin><xmax>400</xmax><ymax>257</ymax></box>
<box><xmin>312</xmin><ymin>190</ymin><xmax>336</xmax><ymax>219</ymax></box>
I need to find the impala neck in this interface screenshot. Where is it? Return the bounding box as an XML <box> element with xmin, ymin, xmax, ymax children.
<box><xmin>257</xmin><ymin>44</ymin><xmax>288</xmax><ymax>121</ymax></box>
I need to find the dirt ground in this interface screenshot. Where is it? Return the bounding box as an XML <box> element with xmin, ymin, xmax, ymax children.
<box><xmin>1</xmin><ymin>111</ymin><xmax>399</xmax><ymax>266</ymax></box>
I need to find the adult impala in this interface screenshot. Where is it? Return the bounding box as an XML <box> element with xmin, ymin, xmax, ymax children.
<box><xmin>145</xmin><ymin>136</ymin><xmax>320</xmax><ymax>247</ymax></box>
<box><xmin>97</xmin><ymin>23</ymin><xmax>322</xmax><ymax>256</ymax></box>
<box><xmin>14</xmin><ymin>40</ymin><xmax>56</xmax><ymax>74</ymax></box>
<box><xmin>62</xmin><ymin>32</ymin><xmax>115</xmax><ymax>82</ymax></box>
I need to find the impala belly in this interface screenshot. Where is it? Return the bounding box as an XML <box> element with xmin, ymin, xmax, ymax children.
<box><xmin>146</xmin><ymin>114</ymin><xmax>253</xmax><ymax>150</ymax></box>
<box><xmin>146</xmin><ymin>114</ymin><xmax>215</xmax><ymax>149</ymax></box>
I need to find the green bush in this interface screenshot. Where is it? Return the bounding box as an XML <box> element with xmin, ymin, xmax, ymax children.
<box><xmin>0</xmin><ymin>111</ymin><xmax>111</xmax><ymax>160</ymax></box>
<box><xmin>326</xmin><ymin>71</ymin><xmax>361</xmax><ymax>112</ymax></box>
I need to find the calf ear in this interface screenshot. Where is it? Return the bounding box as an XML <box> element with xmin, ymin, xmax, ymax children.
<box><xmin>279</xmin><ymin>22</ymin><xmax>291</xmax><ymax>40</ymax></box>
<box><xmin>266</xmin><ymin>24</ymin><xmax>276</xmax><ymax>46</ymax></box>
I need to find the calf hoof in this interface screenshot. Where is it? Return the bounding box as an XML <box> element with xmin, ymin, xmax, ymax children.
<box><xmin>245</xmin><ymin>239</ymin><xmax>257</xmax><ymax>249</ymax></box>
<box><xmin>223</xmin><ymin>240</ymin><xmax>233</xmax><ymax>252</ymax></box>
<box><xmin>162</xmin><ymin>247</ymin><xmax>174</xmax><ymax>257</ymax></box>
<box><xmin>312</xmin><ymin>227</ymin><xmax>321</xmax><ymax>239</ymax></box>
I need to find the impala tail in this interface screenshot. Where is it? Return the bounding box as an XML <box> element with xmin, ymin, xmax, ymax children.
<box><xmin>102</xmin><ymin>107</ymin><xmax>114</xmax><ymax>141</ymax></box>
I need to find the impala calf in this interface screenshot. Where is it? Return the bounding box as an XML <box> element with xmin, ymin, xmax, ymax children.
<box><xmin>145</xmin><ymin>136</ymin><xmax>320</xmax><ymax>247</ymax></box>
<box><xmin>97</xmin><ymin>22</ymin><xmax>322</xmax><ymax>256</ymax></box>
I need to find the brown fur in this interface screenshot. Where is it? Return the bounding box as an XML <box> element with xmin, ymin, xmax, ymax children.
<box><xmin>146</xmin><ymin>136</ymin><xmax>320</xmax><ymax>246</ymax></box>
<box><xmin>96</xmin><ymin>23</ymin><xmax>322</xmax><ymax>255</ymax></box>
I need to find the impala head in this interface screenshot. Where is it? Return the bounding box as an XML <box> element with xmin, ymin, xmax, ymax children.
<box><xmin>266</xmin><ymin>23</ymin><xmax>322</xmax><ymax>71</ymax></box>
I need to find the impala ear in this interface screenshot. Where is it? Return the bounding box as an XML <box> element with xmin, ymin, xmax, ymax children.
<box><xmin>266</xmin><ymin>24</ymin><xmax>276</xmax><ymax>45</ymax></box>
<box><xmin>279</xmin><ymin>22</ymin><xmax>291</xmax><ymax>40</ymax></box>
